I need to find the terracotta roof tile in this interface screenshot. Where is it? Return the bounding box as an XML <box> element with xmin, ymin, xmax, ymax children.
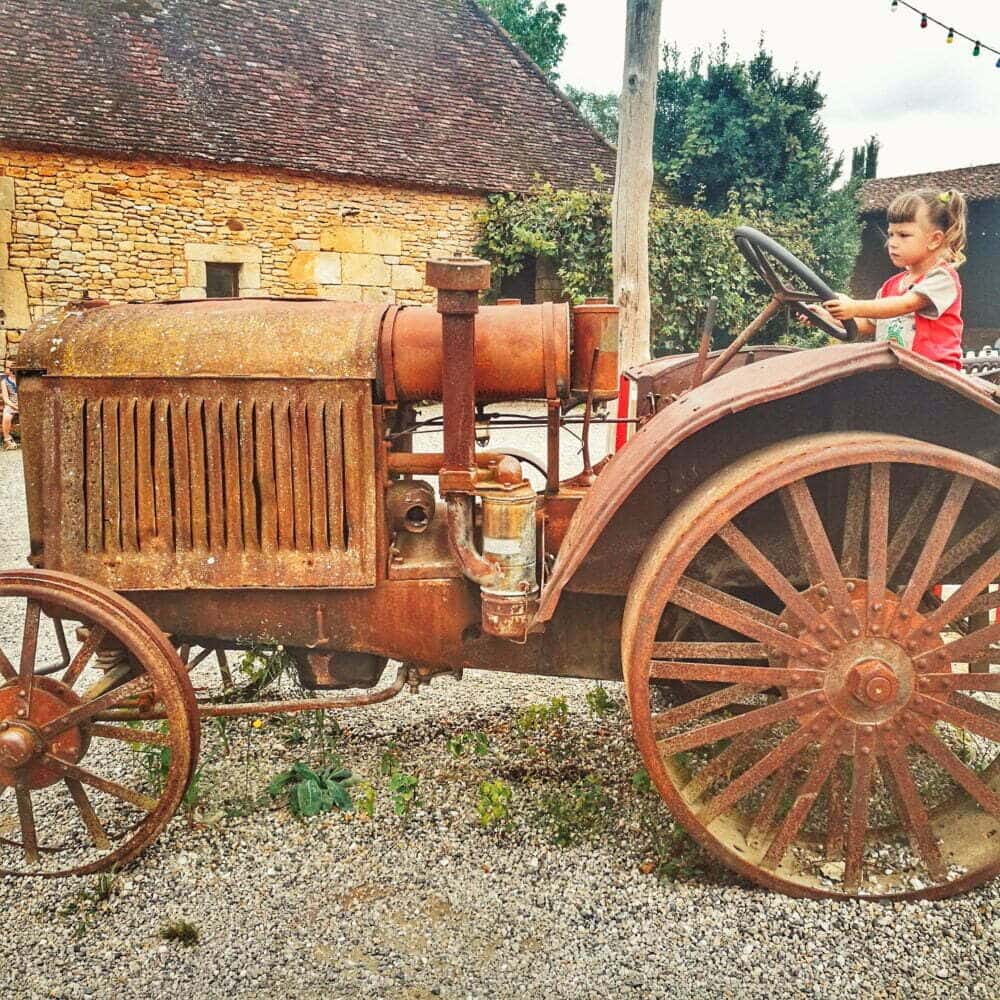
<box><xmin>860</xmin><ymin>163</ymin><xmax>1000</xmax><ymax>212</ymax></box>
<box><xmin>0</xmin><ymin>0</ymin><xmax>616</xmax><ymax>193</ymax></box>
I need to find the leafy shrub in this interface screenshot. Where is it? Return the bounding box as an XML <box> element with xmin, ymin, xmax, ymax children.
<box><xmin>585</xmin><ymin>684</ymin><xmax>619</xmax><ymax>719</ymax></box>
<box><xmin>476</xmin><ymin>778</ymin><xmax>514</xmax><ymax>829</ymax></box>
<box><xmin>268</xmin><ymin>759</ymin><xmax>356</xmax><ymax>818</ymax></box>
<box><xmin>475</xmin><ymin>181</ymin><xmax>853</xmax><ymax>354</ymax></box>
<box><xmin>388</xmin><ymin>772</ymin><xmax>420</xmax><ymax>816</ymax></box>
<box><xmin>516</xmin><ymin>696</ymin><xmax>569</xmax><ymax>733</ymax></box>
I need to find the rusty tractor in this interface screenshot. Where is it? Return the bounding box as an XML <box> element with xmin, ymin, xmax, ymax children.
<box><xmin>0</xmin><ymin>229</ymin><xmax>997</xmax><ymax>899</ymax></box>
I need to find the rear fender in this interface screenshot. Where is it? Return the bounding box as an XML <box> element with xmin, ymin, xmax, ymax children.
<box><xmin>536</xmin><ymin>342</ymin><xmax>1000</xmax><ymax>621</ymax></box>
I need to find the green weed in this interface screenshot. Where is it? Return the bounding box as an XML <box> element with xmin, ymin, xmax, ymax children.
<box><xmin>446</xmin><ymin>731</ymin><xmax>491</xmax><ymax>758</ymax></box>
<box><xmin>388</xmin><ymin>771</ymin><xmax>420</xmax><ymax>816</ymax></box>
<box><xmin>476</xmin><ymin>778</ymin><xmax>513</xmax><ymax>829</ymax></box>
<box><xmin>268</xmin><ymin>758</ymin><xmax>356</xmax><ymax>818</ymax></box>
<box><xmin>537</xmin><ymin>774</ymin><xmax>610</xmax><ymax>847</ymax></box>
<box><xmin>160</xmin><ymin>919</ymin><xmax>200</xmax><ymax>946</ymax></box>
<box><xmin>354</xmin><ymin>780</ymin><xmax>377</xmax><ymax>819</ymax></box>
<box><xmin>516</xmin><ymin>696</ymin><xmax>568</xmax><ymax>733</ymax></box>
<box><xmin>585</xmin><ymin>684</ymin><xmax>619</xmax><ymax>719</ymax></box>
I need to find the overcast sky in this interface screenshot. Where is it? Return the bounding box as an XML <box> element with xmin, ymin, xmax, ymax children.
<box><xmin>558</xmin><ymin>0</ymin><xmax>1000</xmax><ymax>179</ymax></box>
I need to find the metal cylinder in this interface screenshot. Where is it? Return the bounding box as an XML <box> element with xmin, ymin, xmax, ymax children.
<box><xmin>385</xmin><ymin>479</ymin><xmax>436</xmax><ymax>534</ymax></box>
<box><xmin>570</xmin><ymin>299</ymin><xmax>620</xmax><ymax>400</ymax></box>
<box><xmin>479</xmin><ymin>481</ymin><xmax>539</xmax><ymax>640</ymax></box>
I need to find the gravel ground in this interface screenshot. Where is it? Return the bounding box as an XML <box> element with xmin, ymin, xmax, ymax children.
<box><xmin>0</xmin><ymin>428</ymin><xmax>998</xmax><ymax>1000</ymax></box>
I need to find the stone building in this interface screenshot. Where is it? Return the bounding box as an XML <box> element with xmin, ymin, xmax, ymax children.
<box><xmin>853</xmin><ymin>164</ymin><xmax>1000</xmax><ymax>352</ymax></box>
<box><xmin>0</xmin><ymin>0</ymin><xmax>615</xmax><ymax>361</ymax></box>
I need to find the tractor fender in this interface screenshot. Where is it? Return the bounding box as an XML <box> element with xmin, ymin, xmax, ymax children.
<box><xmin>536</xmin><ymin>341</ymin><xmax>999</xmax><ymax>622</ymax></box>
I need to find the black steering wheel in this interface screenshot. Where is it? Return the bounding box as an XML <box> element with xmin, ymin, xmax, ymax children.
<box><xmin>733</xmin><ymin>226</ymin><xmax>859</xmax><ymax>343</ymax></box>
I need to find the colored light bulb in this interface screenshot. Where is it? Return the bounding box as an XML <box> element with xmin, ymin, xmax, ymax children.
<box><xmin>890</xmin><ymin>0</ymin><xmax>898</xmax><ymax>9</ymax></box>
<box><xmin>920</xmin><ymin>13</ymin><xmax>928</xmax><ymax>28</ymax></box>
<box><xmin>973</xmin><ymin>41</ymin><xmax>981</xmax><ymax>57</ymax></box>
<box><xmin>946</xmin><ymin>28</ymin><xmax>955</xmax><ymax>44</ymax></box>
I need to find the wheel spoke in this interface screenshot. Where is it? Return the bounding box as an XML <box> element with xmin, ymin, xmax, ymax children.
<box><xmin>840</xmin><ymin>465</ymin><xmax>868</xmax><ymax>578</ymax></box>
<box><xmin>43</xmin><ymin>755</ymin><xmax>158</xmax><ymax>812</ymax></box>
<box><xmin>651</xmin><ymin>641</ymin><xmax>767</xmax><ymax>661</ymax></box>
<box><xmin>650</xmin><ymin>661</ymin><xmax>822</xmax><ymax>687</ymax></box>
<box><xmin>881</xmin><ymin>746</ymin><xmax>947</xmax><ymax>881</ymax></box>
<box><xmin>907</xmin><ymin>725</ymin><xmax>1000</xmax><ymax>816</ymax></box>
<box><xmin>680</xmin><ymin>730</ymin><xmax>758</xmax><ymax>802</ymax></box>
<box><xmin>761</xmin><ymin>732</ymin><xmax>842</xmax><ymax>869</ymax></box>
<box><xmin>825</xmin><ymin>761</ymin><xmax>846</xmax><ymax>860</ymax></box>
<box><xmin>923</xmin><ymin>620</ymin><xmax>1000</xmax><ymax>670</ymax></box>
<box><xmin>18</xmin><ymin>599</ymin><xmax>41</xmax><ymax>708</ymax></box>
<box><xmin>867</xmin><ymin>464</ymin><xmax>891</xmax><ymax>603</ymax></box>
<box><xmin>670</xmin><ymin>577</ymin><xmax>824</xmax><ymax>664</ymax></box>
<box><xmin>699</xmin><ymin>715</ymin><xmax>823</xmax><ymax>827</ymax></box>
<box><xmin>37</xmin><ymin>675</ymin><xmax>154</xmax><ymax>741</ymax></box>
<box><xmin>747</xmin><ymin>766</ymin><xmax>796</xmax><ymax>847</ymax></box>
<box><xmin>88</xmin><ymin>722</ymin><xmax>172</xmax><ymax>746</ymax></box>
<box><xmin>657</xmin><ymin>691</ymin><xmax>821</xmax><ymax>756</ymax></box>
<box><xmin>920</xmin><ymin>551</ymin><xmax>1000</xmax><ymax>633</ymax></box>
<box><xmin>936</xmin><ymin>510</ymin><xmax>1000</xmax><ymax>581</ymax></box>
<box><xmin>62</xmin><ymin>625</ymin><xmax>108</xmax><ymax>690</ymax></box>
<box><xmin>844</xmin><ymin>741</ymin><xmax>875</xmax><ymax>892</ymax></box>
<box><xmin>922</xmin><ymin>672</ymin><xmax>1000</xmax><ymax>693</ymax></box>
<box><xmin>15</xmin><ymin>788</ymin><xmax>39</xmax><ymax>865</ymax></box>
<box><xmin>781</xmin><ymin>479</ymin><xmax>859</xmax><ymax>631</ymax></box>
<box><xmin>896</xmin><ymin>475</ymin><xmax>973</xmax><ymax>620</ymax></box>
<box><xmin>717</xmin><ymin>521</ymin><xmax>838</xmax><ymax>638</ymax></box>
<box><xmin>885</xmin><ymin>474</ymin><xmax>943</xmax><ymax>583</ymax></box>
<box><xmin>918</xmin><ymin>695</ymin><xmax>1000</xmax><ymax>744</ymax></box>
<box><xmin>0</xmin><ymin>644</ymin><xmax>15</xmax><ymax>681</ymax></box>
<box><xmin>65</xmin><ymin>777</ymin><xmax>112</xmax><ymax>850</ymax></box>
<box><xmin>653</xmin><ymin>684</ymin><xmax>761</xmax><ymax>734</ymax></box>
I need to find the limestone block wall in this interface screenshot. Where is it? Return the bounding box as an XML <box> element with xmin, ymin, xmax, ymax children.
<box><xmin>0</xmin><ymin>147</ymin><xmax>485</xmax><ymax>360</ymax></box>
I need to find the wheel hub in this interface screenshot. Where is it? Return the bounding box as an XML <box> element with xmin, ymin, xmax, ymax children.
<box><xmin>847</xmin><ymin>659</ymin><xmax>898</xmax><ymax>707</ymax></box>
<box><xmin>0</xmin><ymin>677</ymin><xmax>87</xmax><ymax>791</ymax></box>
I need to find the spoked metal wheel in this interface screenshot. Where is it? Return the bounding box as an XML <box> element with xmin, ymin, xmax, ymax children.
<box><xmin>0</xmin><ymin>571</ymin><xmax>199</xmax><ymax>876</ymax></box>
<box><xmin>623</xmin><ymin>432</ymin><xmax>999</xmax><ymax>899</ymax></box>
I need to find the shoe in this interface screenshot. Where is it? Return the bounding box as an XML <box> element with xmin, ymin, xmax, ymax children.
<box><xmin>2</xmin><ymin>439</ymin><xmax>19</xmax><ymax>451</ymax></box>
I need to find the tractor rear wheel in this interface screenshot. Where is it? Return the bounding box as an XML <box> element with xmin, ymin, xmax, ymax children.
<box><xmin>623</xmin><ymin>432</ymin><xmax>999</xmax><ymax>899</ymax></box>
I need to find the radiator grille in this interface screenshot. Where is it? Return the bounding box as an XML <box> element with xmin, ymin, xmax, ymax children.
<box><xmin>46</xmin><ymin>380</ymin><xmax>376</xmax><ymax>589</ymax></box>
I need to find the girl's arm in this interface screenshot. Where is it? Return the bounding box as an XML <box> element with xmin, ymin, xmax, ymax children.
<box><xmin>823</xmin><ymin>291</ymin><xmax>928</xmax><ymax>322</ymax></box>
<box><xmin>0</xmin><ymin>382</ymin><xmax>10</xmax><ymax>408</ymax></box>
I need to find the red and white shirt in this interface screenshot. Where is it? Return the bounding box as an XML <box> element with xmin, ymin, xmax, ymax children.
<box><xmin>875</xmin><ymin>264</ymin><xmax>963</xmax><ymax>370</ymax></box>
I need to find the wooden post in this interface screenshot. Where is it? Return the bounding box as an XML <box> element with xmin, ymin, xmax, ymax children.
<box><xmin>612</xmin><ymin>0</ymin><xmax>662</xmax><ymax>367</ymax></box>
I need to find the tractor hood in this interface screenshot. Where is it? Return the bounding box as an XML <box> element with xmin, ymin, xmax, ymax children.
<box><xmin>17</xmin><ymin>297</ymin><xmax>385</xmax><ymax>380</ymax></box>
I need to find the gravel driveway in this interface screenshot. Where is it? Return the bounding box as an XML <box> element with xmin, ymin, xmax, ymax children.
<box><xmin>0</xmin><ymin>435</ymin><xmax>997</xmax><ymax>1000</ymax></box>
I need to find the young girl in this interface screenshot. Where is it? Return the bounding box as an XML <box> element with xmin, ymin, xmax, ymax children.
<box><xmin>823</xmin><ymin>188</ymin><xmax>967</xmax><ymax>370</ymax></box>
<box><xmin>1</xmin><ymin>363</ymin><xmax>18</xmax><ymax>450</ymax></box>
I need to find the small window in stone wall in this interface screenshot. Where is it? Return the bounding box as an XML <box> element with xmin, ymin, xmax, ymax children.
<box><xmin>206</xmin><ymin>263</ymin><xmax>241</xmax><ymax>299</ymax></box>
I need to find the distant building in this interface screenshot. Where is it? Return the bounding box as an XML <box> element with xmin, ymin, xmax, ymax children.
<box><xmin>854</xmin><ymin>164</ymin><xmax>1000</xmax><ymax>352</ymax></box>
<box><xmin>0</xmin><ymin>0</ymin><xmax>614</xmax><ymax>361</ymax></box>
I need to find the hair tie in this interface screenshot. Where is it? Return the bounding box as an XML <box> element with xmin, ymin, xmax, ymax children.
<box><xmin>938</xmin><ymin>192</ymin><xmax>951</xmax><ymax>203</ymax></box>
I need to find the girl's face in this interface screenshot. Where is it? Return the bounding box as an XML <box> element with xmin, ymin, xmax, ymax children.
<box><xmin>886</xmin><ymin>204</ymin><xmax>945</xmax><ymax>270</ymax></box>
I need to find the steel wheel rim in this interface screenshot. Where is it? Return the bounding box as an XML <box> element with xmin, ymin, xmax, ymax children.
<box><xmin>0</xmin><ymin>570</ymin><xmax>199</xmax><ymax>876</ymax></box>
<box><xmin>623</xmin><ymin>432</ymin><xmax>1000</xmax><ymax>899</ymax></box>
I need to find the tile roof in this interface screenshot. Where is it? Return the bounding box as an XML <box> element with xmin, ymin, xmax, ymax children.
<box><xmin>860</xmin><ymin>163</ymin><xmax>1000</xmax><ymax>212</ymax></box>
<box><xmin>0</xmin><ymin>0</ymin><xmax>616</xmax><ymax>194</ymax></box>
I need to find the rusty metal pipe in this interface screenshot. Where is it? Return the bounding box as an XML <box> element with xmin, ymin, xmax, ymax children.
<box><xmin>387</xmin><ymin>451</ymin><xmax>506</xmax><ymax>475</ymax></box>
<box><xmin>701</xmin><ymin>297</ymin><xmax>782</xmax><ymax>384</ymax></box>
<box><xmin>445</xmin><ymin>495</ymin><xmax>497</xmax><ymax>586</ymax></box>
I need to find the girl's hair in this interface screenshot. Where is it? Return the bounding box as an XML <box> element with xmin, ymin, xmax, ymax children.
<box><xmin>887</xmin><ymin>188</ymin><xmax>968</xmax><ymax>266</ymax></box>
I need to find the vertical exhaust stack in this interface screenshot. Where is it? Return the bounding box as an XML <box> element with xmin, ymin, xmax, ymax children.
<box><xmin>426</xmin><ymin>258</ymin><xmax>539</xmax><ymax>641</ymax></box>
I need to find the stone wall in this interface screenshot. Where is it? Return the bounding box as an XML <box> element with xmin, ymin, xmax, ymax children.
<box><xmin>0</xmin><ymin>147</ymin><xmax>485</xmax><ymax>360</ymax></box>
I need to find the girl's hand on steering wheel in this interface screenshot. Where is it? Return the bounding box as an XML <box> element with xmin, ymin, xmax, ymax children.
<box><xmin>822</xmin><ymin>295</ymin><xmax>859</xmax><ymax>320</ymax></box>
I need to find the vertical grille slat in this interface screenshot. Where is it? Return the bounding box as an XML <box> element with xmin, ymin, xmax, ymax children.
<box><xmin>153</xmin><ymin>399</ymin><xmax>174</xmax><ymax>553</ymax></box>
<box><xmin>273</xmin><ymin>398</ymin><xmax>294</xmax><ymax>549</ymax></box>
<box><xmin>254</xmin><ymin>401</ymin><xmax>278</xmax><ymax>551</ymax></box>
<box><xmin>221</xmin><ymin>398</ymin><xmax>243</xmax><ymax>553</ymax></box>
<box><xmin>204</xmin><ymin>398</ymin><xmax>226</xmax><ymax>552</ymax></box>
<box><xmin>136</xmin><ymin>397</ymin><xmax>157</xmax><ymax>549</ymax></box>
<box><xmin>187</xmin><ymin>398</ymin><xmax>208</xmax><ymax>551</ymax></box>
<box><xmin>101</xmin><ymin>398</ymin><xmax>120</xmax><ymax>554</ymax></box>
<box><xmin>237</xmin><ymin>399</ymin><xmax>259</xmax><ymax>552</ymax></box>
<box><xmin>55</xmin><ymin>380</ymin><xmax>375</xmax><ymax>588</ymax></box>
<box><xmin>119</xmin><ymin>398</ymin><xmax>138</xmax><ymax>553</ymax></box>
<box><xmin>290</xmin><ymin>400</ymin><xmax>312</xmax><ymax>550</ymax></box>
<box><xmin>171</xmin><ymin>399</ymin><xmax>193</xmax><ymax>551</ymax></box>
<box><xmin>307</xmin><ymin>401</ymin><xmax>328</xmax><ymax>551</ymax></box>
<box><xmin>324</xmin><ymin>400</ymin><xmax>346</xmax><ymax>551</ymax></box>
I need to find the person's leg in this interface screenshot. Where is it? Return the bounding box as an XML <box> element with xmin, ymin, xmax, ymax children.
<box><xmin>2</xmin><ymin>405</ymin><xmax>15</xmax><ymax>446</ymax></box>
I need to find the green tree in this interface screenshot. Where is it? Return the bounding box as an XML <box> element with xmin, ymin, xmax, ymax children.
<box><xmin>851</xmin><ymin>135</ymin><xmax>880</xmax><ymax>180</ymax></box>
<box><xmin>479</xmin><ymin>0</ymin><xmax>567</xmax><ymax>79</ymax></box>
<box><xmin>653</xmin><ymin>42</ymin><xmax>860</xmax><ymax>280</ymax></box>
<box><xmin>565</xmin><ymin>86</ymin><xmax>619</xmax><ymax>145</ymax></box>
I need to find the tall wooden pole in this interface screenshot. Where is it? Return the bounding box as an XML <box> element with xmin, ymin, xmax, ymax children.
<box><xmin>612</xmin><ymin>0</ymin><xmax>661</xmax><ymax>367</ymax></box>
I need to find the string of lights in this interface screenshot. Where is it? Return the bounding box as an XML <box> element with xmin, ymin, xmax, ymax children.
<box><xmin>889</xmin><ymin>1</ymin><xmax>1000</xmax><ymax>67</ymax></box>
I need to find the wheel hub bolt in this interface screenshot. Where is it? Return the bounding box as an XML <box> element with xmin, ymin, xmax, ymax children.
<box><xmin>847</xmin><ymin>659</ymin><xmax>898</xmax><ymax>707</ymax></box>
<box><xmin>0</xmin><ymin>723</ymin><xmax>40</xmax><ymax>769</ymax></box>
